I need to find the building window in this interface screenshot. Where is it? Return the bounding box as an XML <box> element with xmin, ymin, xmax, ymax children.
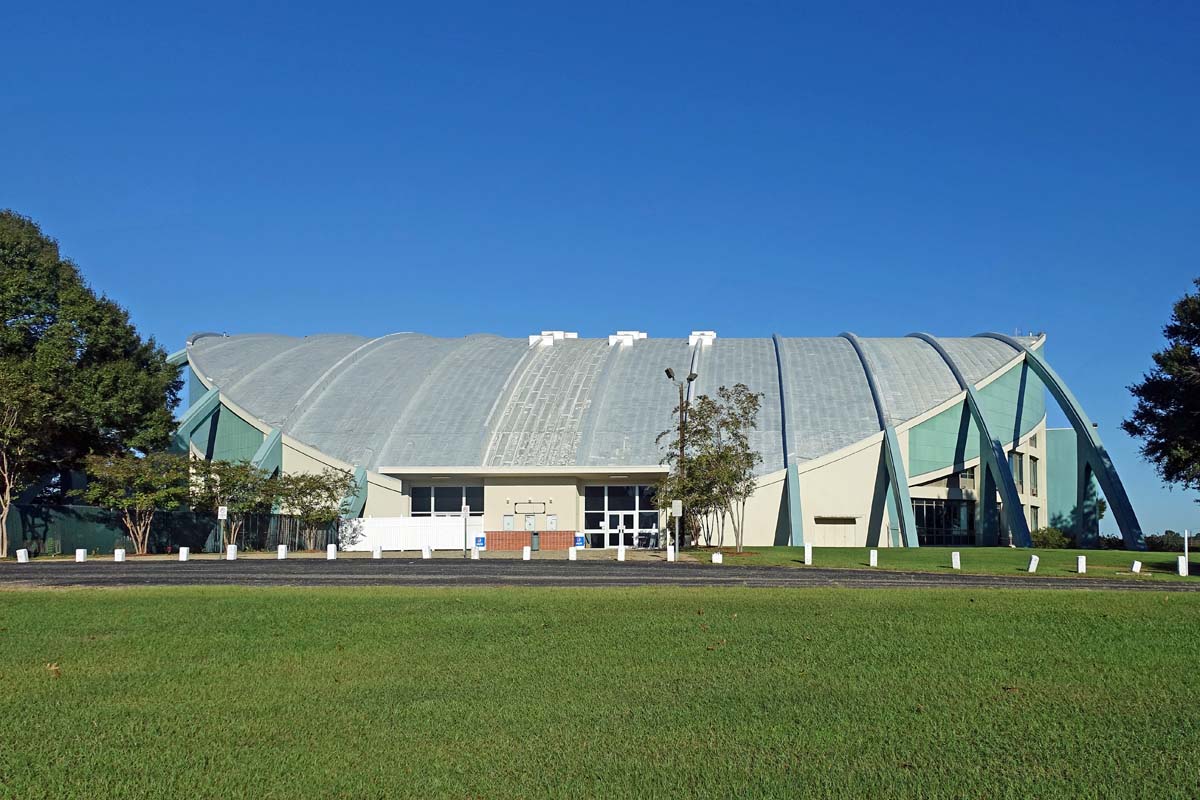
<box><xmin>1029</xmin><ymin>456</ymin><xmax>1039</xmax><ymax>497</ymax></box>
<box><xmin>1009</xmin><ymin>451</ymin><xmax>1024</xmax><ymax>493</ymax></box>
<box><xmin>1030</xmin><ymin>505</ymin><xmax>1040</xmax><ymax>530</ymax></box>
<box><xmin>912</xmin><ymin>498</ymin><xmax>975</xmax><ymax>546</ymax></box>
<box><xmin>1029</xmin><ymin>432</ymin><xmax>1038</xmax><ymax>449</ymax></box>
<box><xmin>411</xmin><ymin>486</ymin><xmax>483</xmax><ymax>516</ymax></box>
<box><xmin>583</xmin><ymin>485</ymin><xmax>659</xmax><ymax>548</ymax></box>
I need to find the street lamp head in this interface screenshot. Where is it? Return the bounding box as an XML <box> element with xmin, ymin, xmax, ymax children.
<box><xmin>686</xmin><ymin>372</ymin><xmax>698</xmax><ymax>382</ymax></box>
<box><xmin>664</xmin><ymin>368</ymin><xmax>675</xmax><ymax>380</ymax></box>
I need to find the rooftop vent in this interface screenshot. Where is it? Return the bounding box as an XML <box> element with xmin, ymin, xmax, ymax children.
<box><xmin>528</xmin><ymin>331</ymin><xmax>579</xmax><ymax>347</ymax></box>
<box><xmin>608</xmin><ymin>330</ymin><xmax>648</xmax><ymax>348</ymax></box>
<box><xmin>688</xmin><ymin>330</ymin><xmax>717</xmax><ymax>347</ymax></box>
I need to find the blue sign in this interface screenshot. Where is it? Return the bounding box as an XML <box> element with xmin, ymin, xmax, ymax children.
<box><xmin>475</xmin><ymin>536</ymin><xmax>486</xmax><ymax>548</ymax></box>
<box><xmin>574</xmin><ymin>535</ymin><xmax>585</xmax><ymax>547</ymax></box>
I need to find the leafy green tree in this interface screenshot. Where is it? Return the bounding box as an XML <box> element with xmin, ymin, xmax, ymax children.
<box><xmin>191</xmin><ymin>460</ymin><xmax>279</xmax><ymax>547</ymax></box>
<box><xmin>1123</xmin><ymin>279</ymin><xmax>1200</xmax><ymax>492</ymax></box>
<box><xmin>0</xmin><ymin>210</ymin><xmax>181</xmax><ymax>556</ymax></box>
<box><xmin>657</xmin><ymin>384</ymin><xmax>763</xmax><ymax>551</ymax></box>
<box><xmin>277</xmin><ymin>468</ymin><xmax>358</xmax><ymax>550</ymax></box>
<box><xmin>78</xmin><ymin>453</ymin><xmax>190</xmax><ymax>554</ymax></box>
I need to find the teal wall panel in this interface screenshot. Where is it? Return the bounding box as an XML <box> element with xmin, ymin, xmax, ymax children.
<box><xmin>1045</xmin><ymin>427</ymin><xmax>1102</xmax><ymax>538</ymax></box>
<box><xmin>188</xmin><ymin>365</ymin><xmax>207</xmax><ymax>407</ymax></box>
<box><xmin>209</xmin><ymin>405</ymin><xmax>265</xmax><ymax>462</ymax></box>
<box><xmin>908</xmin><ymin>358</ymin><xmax>1045</xmax><ymax>477</ymax></box>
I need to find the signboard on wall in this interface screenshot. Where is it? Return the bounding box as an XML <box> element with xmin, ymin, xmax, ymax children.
<box><xmin>547</xmin><ymin>514</ymin><xmax>558</xmax><ymax>530</ymax></box>
<box><xmin>514</xmin><ymin>502</ymin><xmax>546</xmax><ymax>515</ymax></box>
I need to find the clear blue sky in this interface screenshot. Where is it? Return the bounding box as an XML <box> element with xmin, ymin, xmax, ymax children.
<box><xmin>3</xmin><ymin>2</ymin><xmax>1198</xmax><ymax>535</ymax></box>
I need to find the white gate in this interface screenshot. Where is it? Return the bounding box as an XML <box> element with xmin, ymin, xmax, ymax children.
<box><xmin>342</xmin><ymin>517</ymin><xmax>485</xmax><ymax>552</ymax></box>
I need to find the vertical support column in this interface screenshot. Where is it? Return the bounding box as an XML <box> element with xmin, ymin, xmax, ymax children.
<box><xmin>978</xmin><ymin>333</ymin><xmax>1145</xmax><ymax>550</ymax></box>
<box><xmin>909</xmin><ymin>333</ymin><xmax>1032</xmax><ymax>548</ymax></box>
<box><xmin>841</xmin><ymin>333</ymin><xmax>919</xmax><ymax>547</ymax></box>
<box><xmin>772</xmin><ymin>334</ymin><xmax>804</xmax><ymax>546</ymax></box>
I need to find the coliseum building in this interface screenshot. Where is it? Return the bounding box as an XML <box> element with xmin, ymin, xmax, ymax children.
<box><xmin>170</xmin><ymin>329</ymin><xmax>1145</xmax><ymax>550</ymax></box>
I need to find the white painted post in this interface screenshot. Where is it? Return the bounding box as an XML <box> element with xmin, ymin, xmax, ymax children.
<box><xmin>75</xmin><ymin>548</ymin><xmax>87</xmax><ymax>563</ymax></box>
<box><xmin>16</xmin><ymin>549</ymin><xmax>29</xmax><ymax>563</ymax></box>
<box><xmin>1178</xmin><ymin>555</ymin><xmax>1189</xmax><ymax>577</ymax></box>
<box><xmin>666</xmin><ymin>545</ymin><xmax>675</xmax><ymax>562</ymax></box>
<box><xmin>421</xmin><ymin>545</ymin><xmax>432</xmax><ymax>560</ymax></box>
<box><xmin>179</xmin><ymin>547</ymin><xmax>189</xmax><ymax>562</ymax></box>
<box><xmin>1131</xmin><ymin>560</ymin><xmax>1142</xmax><ymax>574</ymax></box>
<box><xmin>1027</xmin><ymin>554</ymin><xmax>1039</xmax><ymax>573</ymax></box>
<box><xmin>326</xmin><ymin>543</ymin><xmax>337</xmax><ymax>560</ymax></box>
<box><xmin>1076</xmin><ymin>555</ymin><xmax>1086</xmax><ymax>574</ymax></box>
<box><xmin>617</xmin><ymin>546</ymin><xmax>626</xmax><ymax>562</ymax></box>
<box><xmin>567</xmin><ymin>546</ymin><xmax>577</xmax><ymax>561</ymax></box>
<box><xmin>869</xmin><ymin>549</ymin><xmax>878</xmax><ymax>567</ymax></box>
<box><xmin>522</xmin><ymin>545</ymin><xmax>531</xmax><ymax>561</ymax></box>
<box><xmin>712</xmin><ymin>552</ymin><xmax>724</xmax><ymax>564</ymax></box>
<box><xmin>277</xmin><ymin>545</ymin><xmax>288</xmax><ymax>560</ymax></box>
<box><xmin>114</xmin><ymin>548</ymin><xmax>126</xmax><ymax>562</ymax></box>
<box><xmin>470</xmin><ymin>545</ymin><xmax>480</xmax><ymax>560</ymax></box>
<box><xmin>226</xmin><ymin>544</ymin><xmax>237</xmax><ymax>561</ymax></box>
<box><xmin>951</xmin><ymin>551</ymin><xmax>960</xmax><ymax>570</ymax></box>
<box><xmin>372</xmin><ymin>545</ymin><xmax>383</xmax><ymax>559</ymax></box>
<box><xmin>804</xmin><ymin>543</ymin><xmax>813</xmax><ymax>565</ymax></box>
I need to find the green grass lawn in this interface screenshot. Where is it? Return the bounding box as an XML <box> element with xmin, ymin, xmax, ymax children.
<box><xmin>1</xmin><ymin>588</ymin><xmax>1197</xmax><ymax>798</ymax></box>
<box><xmin>688</xmin><ymin>544</ymin><xmax>1197</xmax><ymax>580</ymax></box>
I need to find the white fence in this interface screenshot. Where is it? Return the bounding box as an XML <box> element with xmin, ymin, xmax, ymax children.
<box><xmin>342</xmin><ymin>516</ymin><xmax>485</xmax><ymax>552</ymax></box>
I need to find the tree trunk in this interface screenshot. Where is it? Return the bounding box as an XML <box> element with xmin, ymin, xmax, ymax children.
<box><xmin>0</xmin><ymin>450</ymin><xmax>12</xmax><ymax>559</ymax></box>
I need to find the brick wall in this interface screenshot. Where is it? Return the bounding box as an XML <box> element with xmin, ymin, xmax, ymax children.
<box><xmin>484</xmin><ymin>531</ymin><xmax>578</xmax><ymax>551</ymax></box>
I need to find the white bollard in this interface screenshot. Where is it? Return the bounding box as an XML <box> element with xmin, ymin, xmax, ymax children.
<box><xmin>114</xmin><ymin>549</ymin><xmax>126</xmax><ymax>562</ymax></box>
<box><xmin>522</xmin><ymin>545</ymin><xmax>531</xmax><ymax>561</ymax></box>
<box><xmin>1179</xmin><ymin>555</ymin><xmax>1189</xmax><ymax>577</ymax></box>
<box><xmin>1028</xmin><ymin>554</ymin><xmax>1039</xmax><ymax>573</ymax></box>
<box><xmin>1131</xmin><ymin>560</ymin><xmax>1142</xmax><ymax>574</ymax></box>
<box><xmin>75</xmin><ymin>548</ymin><xmax>87</xmax><ymax>563</ymax></box>
<box><xmin>277</xmin><ymin>545</ymin><xmax>288</xmax><ymax>560</ymax></box>
<box><xmin>1077</xmin><ymin>555</ymin><xmax>1086</xmax><ymax>574</ymax></box>
<box><xmin>869</xmin><ymin>549</ymin><xmax>878</xmax><ymax>567</ymax></box>
<box><xmin>422</xmin><ymin>545</ymin><xmax>432</xmax><ymax>560</ymax></box>
<box><xmin>326</xmin><ymin>543</ymin><xmax>337</xmax><ymax>560</ymax></box>
<box><xmin>567</xmin><ymin>546</ymin><xmax>576</xmax><ymax>561</ymax></box>
<box><xmin>179</xmin><ymin>547</ymin><xmax>189</xmax><ymax>562</ymax></box>
<box><xmin>804</xmin><ymin>543</ymin><xmax>813</xmax><ymax>565</ymax></box>
<box><xmin>471</xmin><ymin>546</ymin><xmax>481</xmax><ymax>560</ymax></box>
<box><xmin>951</xmin><ymin>551</ymin><xmax>960</xmax><ymax>570</ymax></box>
<box><xmin>226</xmin><ymin>544</ymin><xmax>237</xmax><ymax>561</ymax></box>
<box><xmin>372</xmin><ymin>545</ymin><xmax>383</xmax><ymax>559</ymax></box>
<box><xmin>617</xmin><ymin>546</ymin><xmax>626</xmax><ymax>562</ymax></box>
<box><xmin>17</xmin><ymin>549</ymin><xmax>29</xmax><ymax>563</ymax></box>
<box><xmin>712</xmin><ymin>552</ymin><xmax>724</xmax><ymax>564</ymax></box>
<box><xmin>666</xmin><ymin>545</ymin><xmax>675</xmax><ymax>562</ymax></box>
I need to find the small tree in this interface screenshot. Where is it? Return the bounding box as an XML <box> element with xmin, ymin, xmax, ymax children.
<box><xmin>191</xmin><ymin>460</ymin><xmax>279</xmax><ymax>548</ymax></box>
<box><xmin>277</xmin><ymin>468</ymin><xmax>357</xmax><ymax>550</ymax></box>
<box><xmin>717</xmin><ymin>384</ymin><xmax>764</xmax><ymax>553</ymax></box>
<box><xmin>78</xmin><ymin>452</ymin><xmax>189</xmax><ymax>554</ymax></box>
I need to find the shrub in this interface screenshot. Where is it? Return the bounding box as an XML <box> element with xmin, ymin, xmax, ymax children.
<box><xmin>1030</xmin><ymin>527</ymin><xmax>1072</xmax><ymax>549</ymax></box>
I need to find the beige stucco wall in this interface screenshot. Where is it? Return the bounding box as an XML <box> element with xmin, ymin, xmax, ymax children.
<box><xmin>483</xmin><ymin>477</ymin><xmax>581</xmax><ymax>531</ymax></box>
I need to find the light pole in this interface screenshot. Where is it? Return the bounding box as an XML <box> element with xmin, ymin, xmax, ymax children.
<box><xmin>664</xmin><ymin>368</ymin><xmax>697</xmax><ymax>550</ymax></box>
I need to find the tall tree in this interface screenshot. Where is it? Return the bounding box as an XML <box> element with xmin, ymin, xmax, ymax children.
<box><xmin>0</xmin><ymin>210</ymin><xmax>181</xmax><ymax>556</ymax></box>
<box><xmin>1123</xmin><ymin>279</ymin><xmax>1200</xmax><ymax>492</ymax></box>
<box><xmin>277</xmin><ymin>468</ymin><xmax>358</xmax><ymax>550</ymax></box>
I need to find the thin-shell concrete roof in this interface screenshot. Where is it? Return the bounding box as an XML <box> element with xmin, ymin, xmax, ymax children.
<box><xmin>186</xmin><ymin>332</ymin><xmax>1034</xmax><ymax>475</ymax></box>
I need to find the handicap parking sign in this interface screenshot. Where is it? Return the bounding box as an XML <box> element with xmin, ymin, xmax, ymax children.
<box><xmin>574</xmin><ymin>535</ymin><xmax>585</xmax><ymax>547</ymax></box>
<box><xmin>475</xmin><ymin>536</ymin><xmax>486</xmax><ymax>548</ymax></box>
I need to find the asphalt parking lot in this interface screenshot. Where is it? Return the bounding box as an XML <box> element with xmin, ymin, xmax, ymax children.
<box><xmin>2</xmin><ymin>557</ymin><xmax>1197</xmax><ymax>591</ymax></box>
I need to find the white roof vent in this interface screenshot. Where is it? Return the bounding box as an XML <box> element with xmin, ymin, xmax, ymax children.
<box><xmin>529</xmin><ymin>331</ymin><xmax>578</xmax><ymax>347</ymax></box>
<box><xmin>688</xmin><ymin>330</ymin><xmax>717</xmax><ymax>347</ymax></box>
<box><xmin>608</xmin><ymin>331</ymin><xmax>648</xmax><ymax>347</ymax></box>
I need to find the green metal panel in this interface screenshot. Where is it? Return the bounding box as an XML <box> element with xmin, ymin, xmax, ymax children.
<box><xmin>207</xmin><ymin>406</ymin><xmax>265</xmax><ymax>462</ymax></box>
<box><xmin>1045</xmin><ymin>428</ymin><xmax>1104</xmax><ymax>541</ymax></box>
<box><xmin>785</xmin><ymin>461</ymin><xmax>804</xmax><ymax>546</ymax></box>
<box><xmin>7</xmin><ymin>505</ymin><xmax>217</xmax><ymax>556</ymax></box>
<box><xmin>173</xmin><ymin>388</ymin><xmax>220</xmax><ymax>453</ymax></box>
<box><xmin>907</xmin><ymin>359</ymin><xmax>1045</xmax><ymax>477</ymax></box>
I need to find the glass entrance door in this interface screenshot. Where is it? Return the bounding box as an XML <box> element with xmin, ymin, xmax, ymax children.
<box><xmin>607</xmin><ymin>513</ymin><xmax>634</xmax><ymax>547</ymax></box>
